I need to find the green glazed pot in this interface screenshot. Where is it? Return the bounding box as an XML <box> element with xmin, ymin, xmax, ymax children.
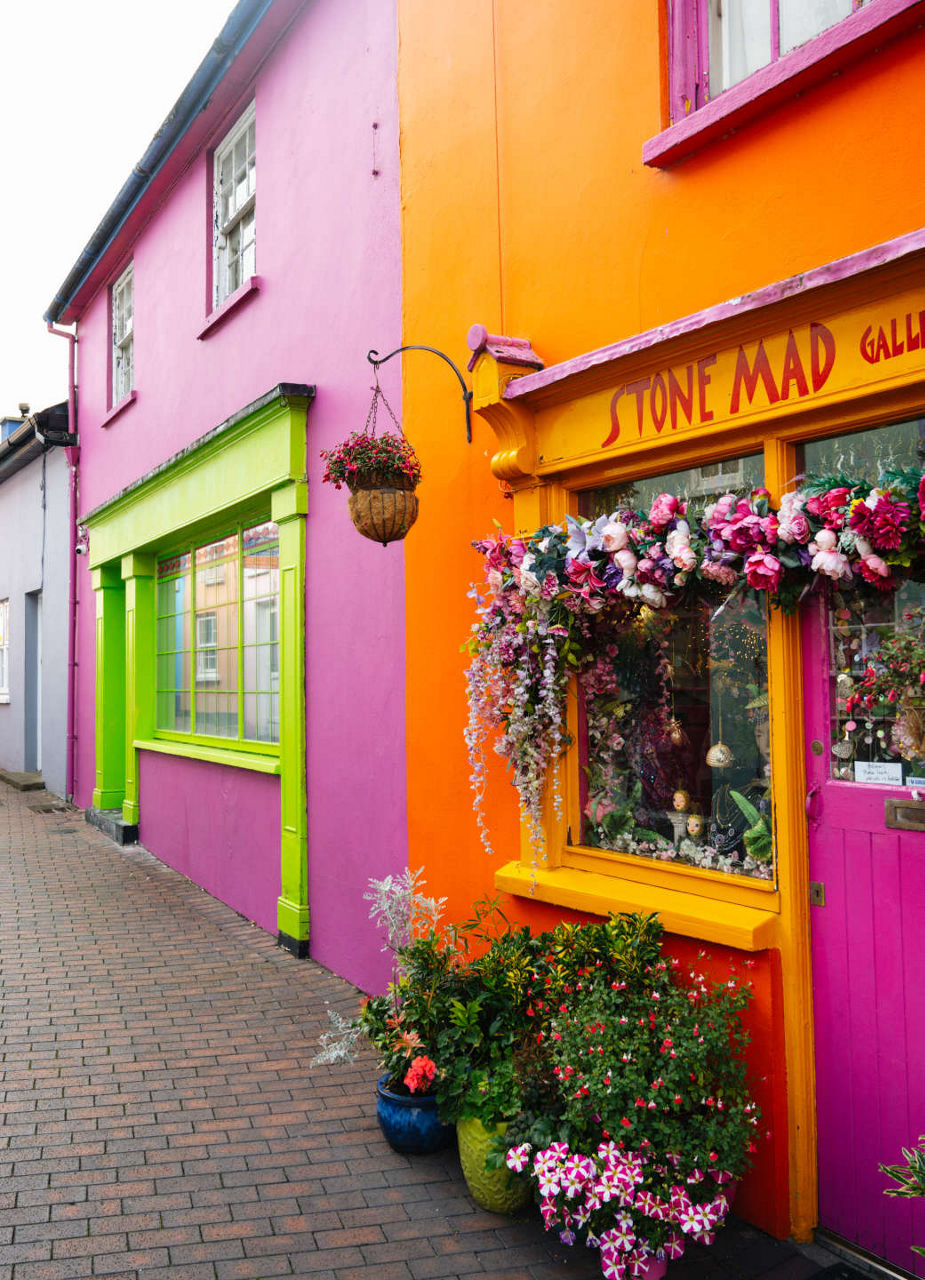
<box><xmin>456</xmin><ymin>1117</ymin><xmax>531</xmax><ymax>1214</ymax></box>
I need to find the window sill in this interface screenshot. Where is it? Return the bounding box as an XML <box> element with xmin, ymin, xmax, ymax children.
<box><xmin>0</xmin><ymin>693</ymin><xmax>8</xmax><ymax>705</ymax></box>
<box><xmin>494</xmin><ymin>860</ymin><xmax>780</xmax><ymax>951</ymax></box>
<box><xmin>101</xmin><ymin>390</ymin><xmax>137</xmax><ymax>429</ymax></box>
<box><xmin>196</xmin><ymin>276</ymin><xmax>261</xmax><ymax>340</ymax></box>
<box><xmin>135</xmin><ymin>737</ymin><xmax>280</xmax><ymax>774</ymax></box>
<box><xmin>643</xmin><ymin>0</ymin><xmax>925</xmax><ymax>168</ymax></box>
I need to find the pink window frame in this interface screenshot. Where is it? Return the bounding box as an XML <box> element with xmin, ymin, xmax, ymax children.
<box><xmin>644</xmin><ymin>0</ymin><xmax>925</xmax><ymax>168</ymax></box>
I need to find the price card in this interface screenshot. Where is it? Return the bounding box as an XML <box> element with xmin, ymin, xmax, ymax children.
<box><xmin>854</xmin><ymin>760</ymin><xmax>904</xmax><ymax>786</ymax></box>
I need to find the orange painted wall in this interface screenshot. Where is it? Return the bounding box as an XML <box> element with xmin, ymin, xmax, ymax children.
<box><xmin>398</xmin><ymin>0</ymin><xmax>925</xmax><ymax>1239</ymax></box>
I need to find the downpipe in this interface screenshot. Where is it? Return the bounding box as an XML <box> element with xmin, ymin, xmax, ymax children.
<box><xmin>45</xmin><ymin>322</ymin><xmax>79</xmax><ymax>802</ymax></box>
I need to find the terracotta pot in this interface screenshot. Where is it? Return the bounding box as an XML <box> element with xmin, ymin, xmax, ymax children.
<box><xmin>456</xmin><ymin>1117</ymin><xmax>530</xmax><ymax>1214</ymax></box>
<box><xmin>346</xmin><ymin>470</ymin><xmax>419</xmax><ymax>545</ymax></box>
<box><xmin>375</xmin><ymin>1076</ymin><xmax>451</xmax><ymax>1155</ymax></box>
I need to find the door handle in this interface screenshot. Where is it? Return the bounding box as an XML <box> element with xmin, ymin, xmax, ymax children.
<box><xmin>805</xmin><ymin>785</ymin><xmax>820</xmax><ymax>819</ymax></box>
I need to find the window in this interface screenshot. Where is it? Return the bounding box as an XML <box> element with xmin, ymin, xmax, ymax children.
<box><xmin>111</xmin><ymin>262</ymin><xmax>134</xmax><ymax>405</ymax></box>
<box><xmin>212</xmin><ymin>103</ymin><xmax>256</xmax><ymax>308</ymax></box>
<box><xmin>704</xmin><ymin>0</ymin><xmax>862</xmax><ymax>98</ymax></box>
<box><xmin>648</xmin><ymin>0</ymin><xmax>922</xmax><ymax>166</ymax></box>
<box><xmin>0</xmin><ymin>599</ymin><xmax>8</xmax><ymax>703</ymax></box>
<box><xmin>573</xmin><ymin>454</ymin><xmax>774</xmax><ymax>881</ymax></box>
<box><xmin>195</xmin><ymin>611</ymin><xmax>219</xmax><ymax>681</ymax></box>
<box><xmin>156</xmin><ymin>521</ymin><xmax>279</xmax><ymax>745</ymax></box>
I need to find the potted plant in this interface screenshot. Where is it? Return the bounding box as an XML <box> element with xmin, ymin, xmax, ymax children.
<box><xmin>320</xmin><ymin>429</ymin><xmax>422</xmax><ymax>545</ymax></box>
<box><xmin>500</xmin><ymin>915</ymin><xmax>761</xmax><ymax>1279</ymax></box>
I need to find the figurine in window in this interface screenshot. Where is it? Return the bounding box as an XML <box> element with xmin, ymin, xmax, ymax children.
<box><xmin>672</xmin><ymin>789</ymin><xmax>691</xmax><ymax>813</ymax></box>
<box><xmin>686</xmin><ymin>812</ymin><xmax>704</xmax><ymax>841</ymax></box>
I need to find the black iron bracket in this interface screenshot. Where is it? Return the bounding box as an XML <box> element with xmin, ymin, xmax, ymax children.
<box><xmin>367</xmin><ymin>345</ymin><xmax>473</xmax><ymax>443</ymax></box>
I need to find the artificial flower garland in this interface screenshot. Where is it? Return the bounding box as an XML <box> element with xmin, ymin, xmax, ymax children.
<box><xmin>465</xmin><ymin>466</ymin><xmax>925</xmax><ymax>854</ymax></box>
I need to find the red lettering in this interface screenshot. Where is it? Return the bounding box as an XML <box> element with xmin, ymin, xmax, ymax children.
<box><xmin>905</xmin><ymin>312</ymin><xmax>922</xmax><ymax>354</ymax></box>
<box><xmin>697</xmin><ymin>355</ymin><xmax>716</xmax><ymax>422</ymax></box>
<box><xmin>729</xmin><ymin>341</ymin><xmax>780</xmax><ymax>415</ymax></box>
<box><xmin>875</xmin><ymin>327</ymin><xmax>891</xmax><ymax>361</ymax></box>
<box><xmin>780</xmin><ymin>331</ymin><xmax>809</xmax><ymax>400</ymax></box>
<box><xmin>668</xmin><ymin>365</ymin><xmax>694</xmax><ymax>430</ymax></box>
<box><xmin>626</xmin><ymin>378</ymin><xmax>651</xmax><ymax>436</ymax></box>
<box><xmin>810</xmin><ymin>322</ymin><xmax>836</xmax><ymax>390</ymax></box>
<box><xmin>860</xmin><ymin>325</ymin><xmax>877</xmax><ymax>364</ymax></box>
<box><xmin>602</xmin><ymin>386</ymin><xmax>624</xmax><ymax>448</ymax></box>
<box><xmin>650</xmin><ymin>374</ymin><xmax>668</xmax><ymax>433</ymax></box>
<box><xmin>891</xmin><ymin>317</ymin><xmax>905</xmax><ymax>358</ymax></box>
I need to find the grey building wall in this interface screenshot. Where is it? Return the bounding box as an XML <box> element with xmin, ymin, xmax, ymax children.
<box><xmin>0</xmin><ymin>446</ymin><xmax>70</xmax><ymax>797</ymax></box>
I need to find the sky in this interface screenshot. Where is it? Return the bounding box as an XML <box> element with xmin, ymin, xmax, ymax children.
<box><xmin>2</xmin><ymin>0</ymin><xmax>238</xmax><ymax>421</ymax></box>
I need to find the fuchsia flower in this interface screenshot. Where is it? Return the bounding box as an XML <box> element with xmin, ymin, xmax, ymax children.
<box><xmin>806</xmin><ymin>486</ymin><xmax>851</xmax><ymax>527</ymax></box>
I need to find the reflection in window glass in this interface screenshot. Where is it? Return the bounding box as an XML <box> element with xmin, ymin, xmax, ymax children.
<box><xmin>577</xmin><ymin>456</ymin><xmax>773</xmax><ymax>880</ymax></box>
<box><xmin>155</xmin><ymin>523</ymin><xmax>279</xmax><ymax>746</ymax></box>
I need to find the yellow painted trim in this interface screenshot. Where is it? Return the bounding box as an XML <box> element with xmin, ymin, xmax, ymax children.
<box><xmin>134</xmin><ymin>738</ymin><xmax>281</xmax><ymax>774</ymax></box>
<box><xmin>764</xmin><ymin>438</ymin><xmax>818</xmax><ymax>1241</ymax></box>
<box><xmin>562</xmin><ymin>846</ymin><xmax>779</xmax><ymax>911</ymax></box>
<box><xmin>495</xmin><ymin>861</ymin><xmax>779</xmax><ymax>951</ymax></box>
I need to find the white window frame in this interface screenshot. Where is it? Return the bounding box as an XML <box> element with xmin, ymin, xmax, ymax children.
<box><xmin>212</xmin><ymin>103</ymin><xmax>256</xmax><ymax>308</ymax></box>
<box><xmin>0</xmin><ymin>599</ymin><xmax>9</xmax><ymax>703</ymax></box>
<box><xmin>111</xmin><ymin>262</ymin><xmax>134</xmax><ymax>406</ymax></box>
<box><xmin>195</xmin><ymin>610</ymin><xmax>219</xmax><ymax>683</ymax></box>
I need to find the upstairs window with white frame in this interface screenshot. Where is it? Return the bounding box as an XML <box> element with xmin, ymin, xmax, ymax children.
<box><xmin>0</xmin><ymin>599</ymin><xmax>9</xmax><ymax>703</ymax></box>
<box><xmin>213</xmin><ymin>103</ymin><xmax>256</xmax><ymax>308</ymax></box>
<box><xmin>111</xmin><ymin>263</ymin><xmax>134</xmax><ymax>405</ymax></box>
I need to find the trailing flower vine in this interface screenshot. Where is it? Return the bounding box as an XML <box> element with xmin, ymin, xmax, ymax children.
<box><xmin>465</xmin><ymin>466</ymin><xmax>925</xmax><ymax>856</ymax></box>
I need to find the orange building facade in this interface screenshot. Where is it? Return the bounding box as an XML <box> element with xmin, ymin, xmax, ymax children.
<box><xmin>397</xmin><ymin>0</ymin><xmax>925</xmax><ymax>1266</ymax></box>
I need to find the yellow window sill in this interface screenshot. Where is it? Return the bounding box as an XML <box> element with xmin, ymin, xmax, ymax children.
<box><xmin>135</xmin><ymin>738</ymin><xmax>280</xmax><ymax>774</ymax></box>
<box><xmin>495</xmin><ymin>860</ymin><xmax>780</xmax><ymax>952</ymax></box>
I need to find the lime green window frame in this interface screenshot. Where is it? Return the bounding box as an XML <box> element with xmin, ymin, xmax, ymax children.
<box><xmin>83</xmin><ymin>385</ymin><xmax>313</xmax><ymax>950</ymax></box>
<box><xmin>155</xmin><ymin>522</ymin><xmax>280</xmax><ymax>750</ymax></box>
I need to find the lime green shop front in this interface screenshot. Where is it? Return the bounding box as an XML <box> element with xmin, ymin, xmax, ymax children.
<box><xmin>83</xmin><ymin>386</ymin><xmax>313</xmax><ymax>953</ymax></box>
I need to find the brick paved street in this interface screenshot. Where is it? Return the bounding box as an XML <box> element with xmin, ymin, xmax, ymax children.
<box><xmin>0</xmin><ymin>782</ymin><xmax>846</xmax><ymax>1279</ymax></box>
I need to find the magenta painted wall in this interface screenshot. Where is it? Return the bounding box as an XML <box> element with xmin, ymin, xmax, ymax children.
<box><xmin>138</xmin><ymin>754</ymin><xmax>281</xmax><ymax>933</ymax></box>
<box><xmin>71</xmin><ymin>0</ymin><xmax>404</xmax><ymax>993</ymax></box>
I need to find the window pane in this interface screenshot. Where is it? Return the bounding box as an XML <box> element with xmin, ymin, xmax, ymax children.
<box><xmin>780</xmin><ymin>0</ymin><xmax>854</xmax><ymax>54</ymax></box>
<box><xmin>709</xmin><ymin>0</ymin><xmax>772</xmax><ymax>93</ymax></box>
<box><xmin>196</xmin><ymin>691</ymin><xmax>238</xmax><ymax>739</ymax></box>
<box><xmin>157</xmin><ymin>690</ymin><xmax>190</xmax><ymax>733</ymax></box>
<box><xmin>828</xmin><ymin>584</ymin><xmax>925</xmax><ymax>785</ymax></box>
<box><xmin>578</xmin><ymin>454</ymin><xmax>772</xmax><ymax>880</ymax></box>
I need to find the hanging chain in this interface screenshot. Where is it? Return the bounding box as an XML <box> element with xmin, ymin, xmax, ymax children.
<box><xmin>364</xmin><ymin>363</ymin><xmax>405</xmax><ymax>439</ymax></box>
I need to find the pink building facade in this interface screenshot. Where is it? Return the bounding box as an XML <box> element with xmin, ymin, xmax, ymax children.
<box><xmin>46</xmin><ymin>0</ymin><xmax>406</xmax><ymax>992</ymax></box>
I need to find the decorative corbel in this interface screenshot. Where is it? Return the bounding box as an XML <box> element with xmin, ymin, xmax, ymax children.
<box><xmin>466</xmin><ymin>325</ymin><xmax>543</xmax><ymax>482</ymax></box>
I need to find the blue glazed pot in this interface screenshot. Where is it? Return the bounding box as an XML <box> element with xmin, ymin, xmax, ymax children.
<box><xmin>376</xmin><ymin>1075</ymin><xmax>452</xmax><ymax>1154</ymax></box>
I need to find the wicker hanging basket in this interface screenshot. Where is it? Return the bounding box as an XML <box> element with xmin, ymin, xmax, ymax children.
<box><xmin>346</xmin><ymin>469</ymin><xmax>419</xmax><ymax>546</ymax></box>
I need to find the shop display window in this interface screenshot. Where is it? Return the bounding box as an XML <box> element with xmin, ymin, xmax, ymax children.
<box><xmin>155</xmin><ymin>521</ymin><xmax>279</xmax><ymax>745</ymax></box>
<box><xmin>576</xmin><ymin>455</ymin><xmax>773</xmax><ymax>880</ymax></box>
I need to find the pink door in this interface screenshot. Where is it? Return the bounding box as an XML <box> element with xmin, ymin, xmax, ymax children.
<box><xmin>804</xmin><ymin>592</ymin><xmax>925</xmax><ymax>1274</ymax></box>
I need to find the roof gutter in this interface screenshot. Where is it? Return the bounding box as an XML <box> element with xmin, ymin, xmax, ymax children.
<box><xmin>0</xmin><ymin>417</ymin><xmax>48</xmax><ymax>484</ymax></box>
<box><xmin>44</xmin><ymin>0</ymin><xmax>275</xmax><ymax>325</ymax></box>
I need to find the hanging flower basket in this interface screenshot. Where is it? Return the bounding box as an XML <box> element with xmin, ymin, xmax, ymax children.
<box><xmin>346</xmin><ymin>466</ymin><xmax>420</xmax><ymax>546</ymax></box>
<box><xmin>321</xmin><ymin>378</ymin><xmax>422</xmax><ymax>546</ymax></box>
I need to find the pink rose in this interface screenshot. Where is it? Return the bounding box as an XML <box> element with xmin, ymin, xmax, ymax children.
<box><xmin>857</xmin><ymin>555</ymin><xmax>893</xmax><ymax>590</ymax></box>
<box><xmin>648</xmin><ymin>492</ymin><xmax>679</xmax><ymax>528</ymax></box>
<box><xmin>810</xmin><ymin>547</ymin><xmax>852</xmax><ymax>580</ymax></box>
<box><xmin>674</xmin><ymin>544</ymin><xmax>698</xmax><ymax>572</ymax></box>
<box><xmin>614</xmin><ymin>548</ymin><xmax>638</xmax><ymax>576</ymax></box>
<box><xmin>744</xmin><ymin>550</ymin><xmax>781</xmax><ymax>594</ymax></box>
<box><xmin>811</xmin><ymin>528</ymin><xmax>837</xmax><ymax>552</ymax></box>
<box><xmin>601</xmin><ymin>521</ymin><xmax>630</xmax><ymax>552</ymax></box>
